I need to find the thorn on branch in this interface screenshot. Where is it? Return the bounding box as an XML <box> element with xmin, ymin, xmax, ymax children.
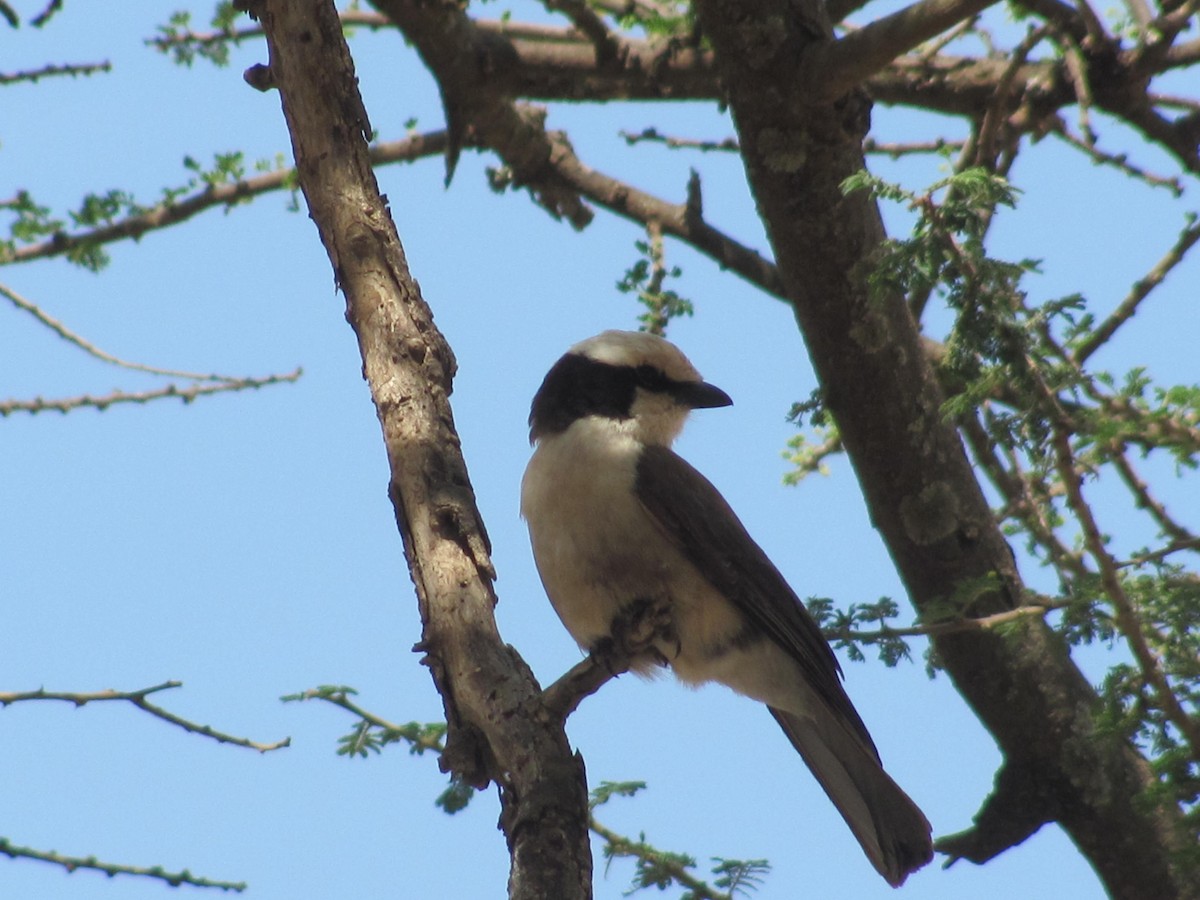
<box><xmin>684</xmin><ymin>169</ymin><xmax>704</xmax><ymax>225</ymax></box>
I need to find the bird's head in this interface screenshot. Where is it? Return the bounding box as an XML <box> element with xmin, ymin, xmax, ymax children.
<box><xmin>529</xmin><ymin>330</ymin><xmax>732</xmax><ymax>447</ymax></box>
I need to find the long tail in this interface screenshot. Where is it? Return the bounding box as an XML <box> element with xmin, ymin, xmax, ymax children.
<box><xmin>770</xmin><ymin>707</ymin><xmax>933</xmax><ymax>887</ymax></box>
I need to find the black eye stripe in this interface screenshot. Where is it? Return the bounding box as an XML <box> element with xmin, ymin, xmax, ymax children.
<box><xmin>529</xmin><ymin>354</ymin><xmax>687</xmax><ymax>439</ymax></box>
<box><xmin>635</xmin><ymin>364</ymin><xmax>670</xmax><ymax>391</ymax></box>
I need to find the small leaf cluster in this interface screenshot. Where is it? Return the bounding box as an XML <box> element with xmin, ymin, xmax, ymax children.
<box><xmin>807</xmin><ymin>596</ymin><xmax>911</xmax><ymax>666</ymax></box>
<box><xmin>614</xmin><ymin>0</ymin><xmax>695</xmax><ymax>42</ymax></box>
<box><xmin>617</xmin><ymin>237</ymin><xmax>694</xmax><ymax>336</ymax></box>
<box><xmin>842</xmin><ymin>166</ymin><xmax>1200</xmax><ymax>822</ymax></box>
<box><xmin>2</xmin><ymin>151</ymin><xmax>289</xmax><ymax>271</ymax></box>
<box><xmin>590</xmin><ymin>782</ymin><xmax>770</xmax><ymax>899</ymax></box>
<box><xmin>153</xmin><ymin>4</ymin><xmax>240</xmax><ymax>68</ymax></box>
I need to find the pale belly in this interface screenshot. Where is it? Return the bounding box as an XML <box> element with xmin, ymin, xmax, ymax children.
<box><xmin>520</xmin><ymin>423</ymin><xmax>808</xmax><ymax>716</ymax></box>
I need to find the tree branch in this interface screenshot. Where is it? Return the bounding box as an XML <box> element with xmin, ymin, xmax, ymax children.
<box><xmin>1051</xmin><ymin>428</ymin><xmax>1200</xmax><ymax>757</ymax></box>
<box><xmin>813</xmin><ymin>0</ymin><xmax>1002</xmax><ymax>101</ymax></box>
<box><xmin>366</xmin><ymin>0</ymin><xmax>784</xmax><ymax>296</ymax></box>
<box><xmin>0</xmin><ymin>370</ymin><xmax>303</xmax><ymax>417</ymax></box>
<box><xmin>0</xmin><ymin>838</ymin><xmax>246</xmax><ymax>892</ymax></box>
<box><xmin>1074</xmin><ymin>215</ymin><xmax>1200</xmax><ymax>363</ymax></box>
<box><xmin>0</xmin><ymin>682</ymin><xmax>290</xmax><ymax>752</ymax></box>
<box><xmin>2</xmin><ymin>133</ymin><xmax>446</xmax><ymax>267</ymax></box>
<box><xmin>540</xmin><ymin>0</ymin><xmax>622</xmax><ymax>63</ymax></box>
<box><xmin>544</xmin><ymin>140</ymin><xmax>786</xmax><ymax>297</ymax></box>
<box><xmin>693</xmin><ymin>1</ymin><xmax>1196</xmax><ymax>893</ymax></box>
<box><xmin>237</xmin><ymin>2</ymin><xmax>592</xmax><ymax>897</ymax></box>
<box><xmin>0</xmin><ymin>281</ymin><xmax>261</xmax><ymax>381</ymax></box>
<box><xmin>0</xmin><ymin>59</ymin><xmax>110</xmax><ymax>85</ymax></box>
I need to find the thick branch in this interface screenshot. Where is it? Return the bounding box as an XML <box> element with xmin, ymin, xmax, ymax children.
<box><xmin>238</xmin><ymin>3</ymin><xmax>591</xmax><ymax>898</ymax></box>
<box><xmin>693</xmin><ymin>0</ymin><xmax>1197</xmax><ymax>895</ymax></box>
<box><xmin>370</xmin><ymin>0</ymin><xmax>783</xmax><ymax>295</ymax></box>
<box><xmin>814</xmin><ymin>0</ymin><xmax>1001</xmax><ymax>101</ymax></box>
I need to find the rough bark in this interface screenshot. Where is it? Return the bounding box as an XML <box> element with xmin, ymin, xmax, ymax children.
<box><xmin>691</xmin><ymin>1</ymin><xmax>1197</xmax><ymax>897</ymax></box>
<box><xmin>238</xmin><ymin>2</ymin><xmax>592</xmax><ymax>898</ymax></box>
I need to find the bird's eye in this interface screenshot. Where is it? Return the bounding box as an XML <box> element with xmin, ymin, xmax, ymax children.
<box><xmin>635</xmin><ymin>364</ymin><xmax>667</xmax><ymax>390</ymax></box>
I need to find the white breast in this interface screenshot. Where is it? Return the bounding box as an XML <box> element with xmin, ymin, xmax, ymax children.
<box><xmin>521</xmin><ymin>417</ymin><xmax>761</xmax><ymax>694</ymax></box>
<box><xmin>521</xmin><ymin>417</ymin><xmax>669</xmax><ymax>648</ymax></box>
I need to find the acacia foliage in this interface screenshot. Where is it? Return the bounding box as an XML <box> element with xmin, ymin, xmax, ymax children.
<box><xmin>3</xmin><ymin>0</ymin><xmax>1198</xmax><ymax>897</ymax></box>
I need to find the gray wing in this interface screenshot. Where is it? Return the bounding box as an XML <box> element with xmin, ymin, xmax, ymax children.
<box><xmin>635</xmin><ymin>444</ymin><xmax>877</xmax><ymax>755</ymax></box>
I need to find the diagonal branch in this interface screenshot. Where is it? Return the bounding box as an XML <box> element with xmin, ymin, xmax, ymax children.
<box><xmin>0</xmin><ymin>682</ymin><xmax>291</xmax><ymax>752</ymax></box>
<box><xmin>3</xmin><ymin>133</ymin><xmax>446</xmax><ymax>267</ymax></box>
<box><xmin>813</xmin><ymin>0</ymin><xmax>1002</xmax><ymax>100</ymax></box>
<box><xmin>545</xmin><ymin>141</ymin><xmax>785</xmax><ymax>296</ymax></box>
<box><xmin>0</xmin><ymin>838</ymin><xmax>246</xmax><ymax>893</ymax></box>
<box><xmin>1074</xmin><ymin>216</ymin><xmax>1200</xmax><ymax>363</ymax></box>
<box><xmin>369</xmin><ymin>0</ymin><xmax>782</xmax><ymax>295</ymax></box>
<box><xmin>1050</xmin><ymin>428</ymin><xmax>1200</xmax><ymax>757</ymax></box>
<box><xmin>0</xmin><ymin>282</ymin><xmax>248</xmax><ymax>381</ymax></box>
<box><xmin>237</xmin><ymin>3</ymin><xmax>592</xmax><ymax>898</ymax></box>
<box><xmin>540</xmin><ymin>0</ymin><xmax>622</xmax><ymax>62</ymax></box>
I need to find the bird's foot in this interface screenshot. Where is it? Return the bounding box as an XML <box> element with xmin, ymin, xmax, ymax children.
<box><xmin>592</xmin><ymin>597</ymin><xmax>677</xmax><ymax>673</ymax></box>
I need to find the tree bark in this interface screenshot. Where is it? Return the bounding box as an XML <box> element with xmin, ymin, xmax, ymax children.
<box><xmin>239</xmin><ymin>2</ymin><xmax>593</xmax><ymax>898</ymax></box>
<box><xmin>692</xmin><ymin>1</ymin><xmax>1197</xmax><ymax>897</ymax></box>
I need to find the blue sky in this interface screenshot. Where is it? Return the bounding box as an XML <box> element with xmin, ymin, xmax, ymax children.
<box><xmin>2</xmin><ymin>3</ymin><xmax>1196</xmax><ymax>899</ymax></box>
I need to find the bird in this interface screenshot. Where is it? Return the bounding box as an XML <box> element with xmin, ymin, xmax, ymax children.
<box><xmin>520</xmin><ymin>329</ymin><xmax>933</xmax><ymax>887</ymax></box>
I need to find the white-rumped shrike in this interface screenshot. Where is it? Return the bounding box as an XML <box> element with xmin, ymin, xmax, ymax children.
<box><xmin>521</xmin><ymin>330</ymin><xmax>932</xmax><ymax>886</ymax></box>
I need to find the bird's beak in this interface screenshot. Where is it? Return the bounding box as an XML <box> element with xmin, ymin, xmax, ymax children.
<box><xmin>678</xmin><ymin>381</ymin><xmax>733</xmax><ymax>410</ymax></box>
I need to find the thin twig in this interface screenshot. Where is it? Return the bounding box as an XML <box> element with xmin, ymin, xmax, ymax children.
<box><xmin>961</xmin><ymin>408</ymin><xmax>1083</xmax><ymax>575</ymax></box>
<box><xmin>1118</xmin><ymin>538</ymin><xmax>1200</xmax><ymax>568</ymax></box>
<box><xmin>973</xmin><ymin>24</ymin><xmax>1049</xmax><ymax>167</ymax></box>
<box><xmin>0</xmin><ymin>682</ymin><xmax>290</xmax><ymax>752</ymax></box>
<box><xmin>1050</xmin><ymin>428</ymin><xmax>1200</xmax><ymax>756</ymax></box>
<box><xmin>829</xmin><ymin>591</ymin><xmax>1079</xmax><ymax>646</ymax></box>
<box><xmin>1059</xmin><ymin>32</ymin><xmax>1098</xmax><ymax>145</ymax></box>
<box><xmin>288</xmin><ymin>688</ymin><xmax>448</xmax><ymax>754</ymax></box>
<box><xmin>916</xmin><ymin>12</ymin><xmax>979</xmax><ymax>60</ymax></box>
<box><xmin>2</xmin><ymin>133</ymin><xmax>447</xmax><ymax>267</ymax></box>
<box><xmin>863</xmin><ymin>137</ymin><xmax>965</xmax><ymax>157</ymax></box>
<box><xmin>1047</xmin><ymin>119</ymin><xmax>1185</xmax><ymax>195</ymax></box>
<box><xmin>543</xmin><ymin>130</ymin><xmax>785</xmax><ymax>297</ymax></box>
<box><xmin>0</xmin><ymin>369</ymin><xmax>302</xmax><ymax>416</ymax></box>
<box><xmin>0</xmin><ymin>283</ymin><xmax>244</xmax><ymax>381</ymax></box>
<box><xmin>0</xmin><ymin>838</ymin><xmax>246</xmax><ymax>892</ymax></box>
<box><xmin>620</xmin><ymin>127</ymin><xmax>739</xmax><ymax>153</ymax></box>
<box><xmin>1109</xmin><ymin>450</ymin><xmax>1196</xmax><ymax>545</ymax></box>
<box><xmin>588</xmin><ymin>816</ymin><xmax>733</xmax><ymax>900</ymax></box>
<box><xmin>0</xmin><ymin>60</ymin><xmax>110</xmax><ymax>85</ymax></box>
<box><xmin>1074</xmin><ymin>216</ymin><xmax>1200</xmax><ymax>363</ymax></box>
